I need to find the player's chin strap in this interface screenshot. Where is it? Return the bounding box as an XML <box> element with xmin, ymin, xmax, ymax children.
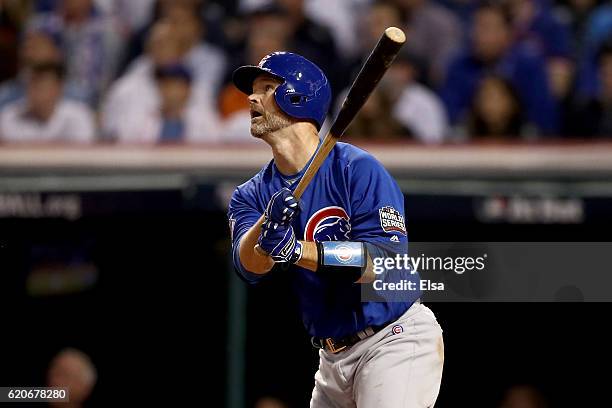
<box><xmin>316</xmin><ymin>241</ymin><xmax>366</xmax><ymax>269</ymax></box>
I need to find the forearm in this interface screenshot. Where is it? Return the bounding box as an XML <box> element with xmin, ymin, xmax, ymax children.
<box><xmin>238</xmin><ymin>215</ymin><xmax>275</xmax><ymax>274</ymax></box>
<box><xmin>295</xmin><ymin>241</ymin><xmax>318</xmax><ymax>271</ymax></box>
<box><xmin>295</xmin><ymin>241</ymin><xmax>376</xmax><ymax>283</ymax></box>
<box><xmin>238</xmin><ymin>214</ymin><xmax>377</xmax><ymax>279</ymax></box>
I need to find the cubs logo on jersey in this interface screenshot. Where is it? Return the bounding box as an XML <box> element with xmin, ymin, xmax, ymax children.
<box><xmin>304</xmin><ymin>206</ymin><xmax>351</xmax><ymax>242</ymax></box>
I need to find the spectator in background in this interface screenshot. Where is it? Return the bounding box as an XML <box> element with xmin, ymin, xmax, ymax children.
<box><xmin>47</xmin><ymin>348</ymin><xmax>97</xmax><ymax>408</ymax></box>
<box><xmin>300</xmin><ymin>0</ymin><xmax>368</xmax><ymax>60</ymax></box>
<box><xmin>238</xmin><ymin>0</ymin><xmax>365</xmax><ymax>60</ymax></box>
<box><xmin>392</xmin><ymin>0</ymin><xmax>463</xmax><ymax>85</ymax></box>
<box><xmin>506</xmin><ymin>0</ymin><xmax>575</xmax><ymax>132</ymax></box>
<box><xmin>361</xmin><ymin>0</ymin><xmax>407</xmax><ymax>52</ymax></box>
<box><xmin>575</xmin><ymin>2</ymin><xmax>612</xmax><ymax>97</ymax></box>
<box><xmin>343</xmin><ymin>51</ymin><xmax>448</xmax><ymax>143</ymax></box>
<box><xmin>349</xmin><ymin>0</ymin><xmax>407</xmax><ymax>84</ymax></box>
<box><xmin>18</xmin><ymin>27</ymin><xmax>62</xmax><ymax>68</ymax></box>
<box><xmin>567</xmin><ymin>40</ymin><xmax>612</xmax><ymax>137</ymax></box>
<box><xmin>508</xmin><ymin>0</ymin><xmax>572</xmax><ymax>59</ymax></box>
<box><xmin>275</xmin><ymin>0</ymin><xmax>335</xmax><ymax>55</ymax></box>
<box><xmin>553</xmin><ymin>0</ymin><xmax>601</xmax><ymax>135</ymax></box>
<box><xmin>95</xmin><ymin>0</ymin><xmax>157</xmax><ymax>33</ymax></box>
<box><xmin>108</xmin><ymin>63</ymin><xmax>219</xmax><ymax>143</ymax></box>
<box><xmin>117</xmin><ymin>0</ymin><xmax>181</xmax><ymax>69</ymax></box>
<box><xmin>554</xmin><ymin>0</ymin><xmax>600</xmax><ymax>57</ymax></box>
<box><xmin>27</xmin><ymin>0</ymin><xmax>124</xmax><ymax>106</ymax></box>
<box><xmin>217</xmin><ymin>4</ymin><xmax>290</xmax><ymax>143</ymax></box>
<box><xmin>344</xmin><ymin>86</ymin><xmax>410</xmax><ymax>139</ymax></box>
<box><xmin>35</xmin><ymin>0</ymin><xmax>157</xmax><ymax>31</ymax></box>
<box><xmin>583</xmin><ymin>2</ymin><xmax>612</xmax><ymax>55</ymax></box>
<box><xmin>126</xmin><ymin>0</ymin><xmax>226</xmax><ymax>96</ymax></box>
<box><xmin>274</xmin><ymin>0</ymin><xmax>342</xmax><ymax>93</ymax></box>
<box><xmin>547</xmin><ymin>52</ymin><xmax>577</xmax><ymax>129</ymax></box>
<box><xmin>342</xmin><ymin>3</ymin><xmax>448</xmax><ymax>142</ymax></box>
<box><xmin>0</xmin><ymin>0</ymin><xmax>34</xmax><ymax>83</ymax></box>
<box><xmin>438</xmin><ymin>0</ymin><xmax>480</xmax><ymax>26</ymax></box>
<box><xmin>118</xmin><ymin>0</ymin><xmax>226</xmax><ymax>92</ymax></box>
<box><xmin>102</xmin><ymin>19</ymin><xmax>221</xmax><ymax>141</ymax></box>
<box><xmin>440</xmin><ymin>2</ymin><xmax>557</xmax><ymax>135</ymax></box>
<box><xmin>101</xmin><ymin>21</ymin><xmax>179</xmax><ymax>139</ymax></box>
<box><xmin>464</xmin><ymin>75</ymin><xmax>534</xmax><ymax>139</ymax></box>
<box><xmin>498</xmin><ymin>384</ymin><xmax>548</xmax><ymax>408</ymax></box>
<box><xmin>0</xmin><ymin>27</ymin><xmax>64</xmax><ymax>108</ymax></box>
<box><xmin>385</xmin><ymin>51</ymin><xmax>449</xmax><ymax>142</ymax></box>
<box><xmin>0</xmin><ymin>62</ymin><xmax>96</xmax><ymax>143</ymax></box>
<box><xmin>138</xmin><ymin>19</ymin><xmax>181</xmax><ymax>68</ymax></box>
<box><xmin>219</xmin><ymin>5</ymin><xmax>290</xmax><ymax>112</ymax></box>
<box><xmin>118</xmin><ymin>0</ymin><xmax>226</xmax><ymax>102</ymax></box>
<box><xmin>254</xmin><ymin>396</ymin><xmax>289</xmax><ymax>408</ymax></box>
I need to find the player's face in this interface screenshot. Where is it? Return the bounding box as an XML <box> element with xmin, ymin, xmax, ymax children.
<box><xmin>249</xmin><ymin>75</ymin><xmax>293</xmax><ymax>138</ymax></box>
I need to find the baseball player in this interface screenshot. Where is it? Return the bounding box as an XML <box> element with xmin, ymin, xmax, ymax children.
<box><xmin>228</xmin><ymin>52</ymin><xmax>444</xmax><ymax>407</ymax></box>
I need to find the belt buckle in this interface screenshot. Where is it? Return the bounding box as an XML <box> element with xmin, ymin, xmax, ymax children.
<box><xmin>325</xmin><ymin>338</ymin><xmax>347</xmax><ymax>354</ymax></box>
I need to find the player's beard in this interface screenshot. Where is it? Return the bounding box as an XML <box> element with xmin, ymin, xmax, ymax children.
<box><xmin>250</xmin><ymin>110</ymin><xmax>293</xmax><ymax>138</ymax></box>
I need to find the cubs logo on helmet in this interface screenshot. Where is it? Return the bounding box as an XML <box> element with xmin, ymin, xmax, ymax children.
<box><xmin>304</xmin><ymin>206</ymin><xmax>351</xmax><ymax>242</ymax></box>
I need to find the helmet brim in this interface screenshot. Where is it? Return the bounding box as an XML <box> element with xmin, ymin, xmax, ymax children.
<box><xmin>232</xmin><ymin>65</ymin><xmax>284</xmax><ymax>95</ymax></box>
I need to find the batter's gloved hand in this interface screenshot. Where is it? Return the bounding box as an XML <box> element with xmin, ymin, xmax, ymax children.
<box><xmin>258</xmin><ymin>220</ymin><xmax>303</xmax><ymax>264</ymax></box>
<box><xmin>264</xmin><ymin>187</ymin><xmax>301</xmax><ymax>225</ymax></box>
<box><xmin>314</xmin><ymin>217</ymin><xmax>351</xmax><ymax>241</ymax></box>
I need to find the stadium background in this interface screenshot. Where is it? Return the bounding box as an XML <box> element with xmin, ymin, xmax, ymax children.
<box><xmin>0</xmin><ymin>0</ymin><xmax>611</xmax><ymax>407</ymax></box>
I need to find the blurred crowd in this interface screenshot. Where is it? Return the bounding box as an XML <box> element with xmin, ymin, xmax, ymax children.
<box><xmin>0</xmin><ymin>0</ymin><xmax>611</xmax><ymax>144</ymax></box>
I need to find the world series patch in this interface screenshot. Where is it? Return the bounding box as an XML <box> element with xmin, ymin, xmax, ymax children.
<box><xmin>379</xmin><ymin>206</ymin><xmax>406</xmax><ymax>235</ymax></box>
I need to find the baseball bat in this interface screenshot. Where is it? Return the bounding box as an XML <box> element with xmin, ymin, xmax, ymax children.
<box><xmin>294</xmin><ymin>26</ymin><xmax>406</xmax><ymax>198</ymax></box>
<box><xmin>256</xmin><ymin>27</ymin><xmax>406</xmax><ymax>256</ymax></box>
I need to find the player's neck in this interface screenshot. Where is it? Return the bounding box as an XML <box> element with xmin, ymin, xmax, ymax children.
<box><xmin>268</xmin><ymin>123</ymin><xmax>319</xmax><ymax>176</ymax></box>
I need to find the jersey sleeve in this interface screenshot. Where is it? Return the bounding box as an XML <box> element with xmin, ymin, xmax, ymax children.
<box><xmin>346</xmin><ymin>153</ymin><xmax>408</xmax><ymax>258</ymax></box>
<box><xmin>227</xmin><ymin>183</ymin><xmax>266</xmax><ymax>284</ymax></box>
<box><xmin>345</xmin><ymin>153</ymin><xmax>422</xmax><ymax>303</ymax></box>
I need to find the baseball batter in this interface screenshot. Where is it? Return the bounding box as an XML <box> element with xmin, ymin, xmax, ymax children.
<box><xmin>228</xmin><ymin>52</ymin><xmax>444</xmax><ymax>407</ymax></box>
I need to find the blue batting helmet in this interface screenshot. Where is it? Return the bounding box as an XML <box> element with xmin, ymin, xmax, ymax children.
<box><xmin>232</xmin><ymin>52</ymin><xmax>331</xmax><ymax>129</ymax></box>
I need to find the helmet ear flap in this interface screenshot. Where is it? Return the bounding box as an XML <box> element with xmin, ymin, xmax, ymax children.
<box><xmin>272</xmin><ymin>83</ymin><xmax>289</xmax><ymax>116</ymax></box>
<box><xmin>273</xmin><ymin>82</ymin><xmax>312</xmax><ymax>117</ymax></box>
<box><xmin>285</xmin><ymin>93</ymin><xmax>310</xmax><ymax>105</ymax></box>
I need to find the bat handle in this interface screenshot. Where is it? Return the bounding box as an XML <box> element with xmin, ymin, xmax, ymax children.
<box><xmin>254</xmin><ymin>244</ymin><xmax>269</xmax><ymax>257</ymax></box>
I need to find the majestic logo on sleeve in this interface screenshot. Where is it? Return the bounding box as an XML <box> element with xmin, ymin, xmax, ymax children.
<box><xmin>228</xmin><ymin>216</ymin><xmax>236</xmax><ymax>242</ymax></box>
<box><xmin>379</xmin><ymin>206</ymin><xmax>406</xmax><ymax>235</ymax></box>
<box><xmin>304</xmin><ymin>206</ymin><xmax>351</xmax><ymax>242</ymax></box>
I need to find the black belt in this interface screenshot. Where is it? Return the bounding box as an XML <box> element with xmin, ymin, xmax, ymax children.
<box><xmin>311</xmin><ymin>324</ymin><xmax>387</xmax><ymax>354</ymax></box>
<box><xmin>311</xmin><ymin>299</ymin><xmax>420</xmax><ymax>354</ymax></box>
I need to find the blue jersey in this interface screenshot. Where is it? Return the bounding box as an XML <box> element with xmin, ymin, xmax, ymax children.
<box><xmin>228</xmin><ymin>142</ymin><xmax>421</xmax><ymax>338</ymax></box>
